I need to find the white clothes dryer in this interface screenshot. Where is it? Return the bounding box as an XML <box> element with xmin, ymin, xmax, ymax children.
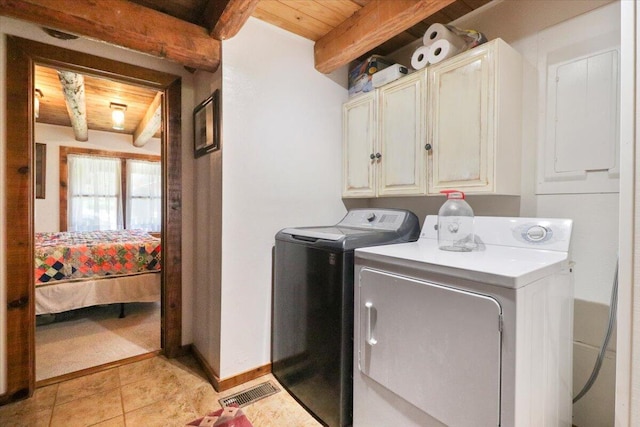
<box><xmin>353</xmin><ymin>216</ymin><xmax>574</xmax><ymax>427</ymax></box>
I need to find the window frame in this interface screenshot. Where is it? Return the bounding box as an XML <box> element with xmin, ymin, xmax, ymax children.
<box><xmin>60</xmin><ymin>146</ymin><xmax>160</xmax><ymax>231</ymax></box>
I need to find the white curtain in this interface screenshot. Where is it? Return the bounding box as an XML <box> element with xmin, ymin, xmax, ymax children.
<box><xmin>68</xmin><ymin>155</ymin><xmax>123</xmax><ymax>231</ymax></box>
<box><xmin>126</xmin><ymin>159</ymin><xmax>161</xmax><ymax>232</ymax></box>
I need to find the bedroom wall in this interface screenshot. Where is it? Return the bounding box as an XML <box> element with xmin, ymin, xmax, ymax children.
<box><xmin>34</xmin><ymin>123</ymin><xmax>161</xmax><ymax>232</ymax></box>
<box><xmin>0</xmin><ymin>16</ymin><xmax>196</xmax><ymax>395</ymax></box>
<box><xmin>214</xmin><ymin>17</ymin><xmax>348</xmax><ymax>379</ymax></box>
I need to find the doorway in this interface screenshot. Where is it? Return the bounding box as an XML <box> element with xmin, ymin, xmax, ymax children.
<box><xmin>34</xmin><ymin>85</ymin><xmax>163</xmax><ymax>379</ymax></box>
<box><xmin>3</xmin><ymin>36</ymin><xmax>183</xmax><ymax>402</ymax></box>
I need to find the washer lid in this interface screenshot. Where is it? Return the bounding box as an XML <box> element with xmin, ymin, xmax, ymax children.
<box><xmin>280</xmin><ymin>226</ymin><xmax>373</xmax><ymax>241</ymax></box>
<box><xmin>355</xmin><ymin>239</ymin><xmax>570</xmax><ymax>289</ymax></box>
<box><xmin>276</xmin><ymin>209</ymin><xmax>421</xmax><ymax>250</ymax></box>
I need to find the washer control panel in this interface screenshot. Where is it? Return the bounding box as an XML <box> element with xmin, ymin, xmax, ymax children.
<box><xmin>340</xmin><ymin>209</ymin><xmax>412</xmax><ymax>231</ymax></box>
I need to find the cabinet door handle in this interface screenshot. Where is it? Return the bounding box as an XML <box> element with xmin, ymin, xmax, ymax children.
<box><xmin>375</xmin><ymin>152</ymin><xmax>382</xmax><ymax>159</ymax></box>
<box><xmin>365</xmin><ymin>302</ymin><xmax>377</xmax><ymax>346</ymax></box>
<box><xmin>425</xmin><ymin>143</ymin><xmax>432</xmax><ymax>151</ymax></box>
<box><xmin>370</xmin><ymin>153</ymin><xmax>375</xmax><ymax>160</ymax></box>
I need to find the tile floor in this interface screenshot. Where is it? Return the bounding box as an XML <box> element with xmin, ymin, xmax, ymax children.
<box><xmin>0</xmin><ymin>355</ymin><xmax>322</xmax><ymax>427</ymax></box>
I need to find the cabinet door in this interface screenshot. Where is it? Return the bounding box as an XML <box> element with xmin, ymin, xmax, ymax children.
<box><xmin>378</xmin><ymin>72</ymin><xmax>426</xmax><ymax>196</ymax></box>
<box><xmin>343</xmin><ymin>93</ymin><xmax>377</xmax><ymax>197</ymax></box>
<box><xmin>428</xmin><ymin>44</ymin><xmax>495</xmax><ymax>193</ymax></box>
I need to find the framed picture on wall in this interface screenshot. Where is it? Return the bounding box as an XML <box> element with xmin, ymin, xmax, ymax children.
<box><xmin>193</xmin><ymin>89</ymin><xmax>220</xmax><ymax>158</ymax></box>
<box><xmin>35</xmin><ymin>143</ymin><xmax>46</xmax><ymax>199</ymax></box>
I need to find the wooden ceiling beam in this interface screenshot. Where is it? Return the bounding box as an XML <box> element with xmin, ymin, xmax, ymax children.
<box><xmin>314</xmin><ymin>0</ymin><xmax>456</xmax><ymax>74</ymax></box>
<box><xmin>57</xmin><ymin>71</ymin><xmax>88</xmax><ymax>142</ymax></box>
<box><xmin>203</xmin><ymin>0</ymin><xmax>260</xmax><ymax>40</ymax></box>
<box><xmin>133</xmin><ymin>92</ymin><xmax>162</xmax><ymax>147</ymax></box>
<box><xmin>0</xmin><ymin>0</ymin><xmax>221</xmax><ymax>72</ymax></box>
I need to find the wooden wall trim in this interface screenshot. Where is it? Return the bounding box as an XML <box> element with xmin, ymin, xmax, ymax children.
<box><xmin>204</xmin><ymin>0</ymin><xmax>260</xmax><ymax>40</ymax></box>
<box><xmin>9</xmin><ymin>37</ymin><xmax>177</xmax><ymax>90</ymax></box>
<box><xmin>58</xmin><ymin>145</ymin><xmax>162</xmax><ymax>162</ymax></box>
<box><xmin>162</xmin><ymin>78</ymin><xmax>182</xmax><ymax>357</ymax></box>
<box><xmin>314</xmin><ymin>0</ymin><xmax>456</xmax><ymax>74</ymax></box>
<box><xmin>0</xmin><ymin>0</ymin><xmax>221</xmax><ymax>72</ymax></box>
<box><xmin>216</xmin><ymin>364</ymin><xmax>272</xmax><ymax>392</ymax></box>
<box><xmin>2</xmin><ymin>35</ymin><xmax>35</xmax><ymax>405</ymax></box>
<box><xmin>191</xmin><ymin>345</ymin><xmax>271</xmax><ymax>392</ymax></box>
<box><xmin>2</xmin><ymin>36</ymin><xmax>183</xmax><ymax>404</ymax></box>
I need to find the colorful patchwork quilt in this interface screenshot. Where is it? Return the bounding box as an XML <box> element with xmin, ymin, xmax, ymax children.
<box><xmin>35</xmin><ymin>229</ymin><xmax>161</xmax><ymax>285</ymax></box>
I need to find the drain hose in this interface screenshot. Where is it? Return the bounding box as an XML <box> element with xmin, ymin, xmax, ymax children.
<box><xmin>573</xmin><ymin>259</ymin><xmax>618</xmax><ymax>404</ymax></box>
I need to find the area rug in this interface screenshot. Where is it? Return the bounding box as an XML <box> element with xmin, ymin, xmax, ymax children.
<box><xmin>186</xmin><ymin>404</ymin><xmax>254</xmax><ymax>427</ymax></box>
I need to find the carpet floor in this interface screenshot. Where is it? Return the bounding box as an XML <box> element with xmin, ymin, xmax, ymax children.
<box><xmin>35</xmin><ymin>302</ymin><xmax>161</xmax><ymax>382</ymax></box>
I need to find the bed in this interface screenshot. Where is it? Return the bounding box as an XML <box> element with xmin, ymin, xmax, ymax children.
<box><xmin>34</xmin><ymin>229</ymin><xmax>161</xmax><ymax>316</ymax></box>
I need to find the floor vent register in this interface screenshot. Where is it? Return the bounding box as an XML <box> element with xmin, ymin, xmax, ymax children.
<box><xmin>219</xmin><ymin>381</ymin><xmax>280</xmax><ymax>408</ymax></box>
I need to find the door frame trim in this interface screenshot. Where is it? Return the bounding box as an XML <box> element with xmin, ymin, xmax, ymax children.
<box><xmin>3</xmin><ymin>36</ymin><xmax>183</xmax><ymax>402</ymax></box>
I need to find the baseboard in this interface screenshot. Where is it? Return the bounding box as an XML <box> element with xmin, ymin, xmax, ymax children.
<box><xmin>175</xmin><ymin>343</ymin><xmax>193</xmax><ymax>357</ymax></box>
<box><xmin>190</xmin><ymin>344</ymin><xmax>271</xmax><ymax>392</ymax></box>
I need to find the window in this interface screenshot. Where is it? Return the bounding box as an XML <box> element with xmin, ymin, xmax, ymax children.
<box><xmin>61</xmin><ymin>147</ymin><xmax>161</xmax><ymax>232</ymax></box>
<box><xmin>68</xmin><ymin>155</ymin><xmax>122</xmax><ymax>231</ymax></box>
<box><xmin>126</xmin><ymin>159</ymin><xmax>161</xmax><ymax>232</ymax></box>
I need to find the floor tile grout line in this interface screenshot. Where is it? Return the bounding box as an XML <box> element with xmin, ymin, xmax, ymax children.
<box><xmin>117</xmin><ymin>365</ymin><xmax>127</xmax><ymax>427</ymax></box>
<box><xmin>48</xmin><ymin>382</ymin><xmax>60</xmax><ymax>427</ymax></box>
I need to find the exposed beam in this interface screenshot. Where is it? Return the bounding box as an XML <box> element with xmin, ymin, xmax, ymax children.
<box><xmin>134</xmin><ymin>92</ymin><xmax>162</xmax><ymax>147</ymax></box>
<box><xmin>203</xmin><ymin>0</ymin><xmax>259</xmax><ymax>40</ymax></box>
<box><xmin>314</xmin><ymin>0</ymin><xmax>456</xmax><ymax>74</ymax></box>
<box><xmin>0</xmin><ymin>0</ymin><xmax>221</xmax><ymax>72</ymax></box>
<box><xmin>57</xmin><ymin>71</ymin><xmax>88</xmax><ymax>142</ymax></box>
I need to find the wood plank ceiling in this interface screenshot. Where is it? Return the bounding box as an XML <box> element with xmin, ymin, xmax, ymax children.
<box><xmin>34</xmin><ymin>65</ymin><xmax>160</xmax><ymax>137</ymax></box>
<box><xmin>11</xmin><ymin>0</ymin><xmax>493</xmax><ymax>138</ymax></box>
<box><xmin>132</xmin><ymin>0</ymin><xmax>492</xmax><ymax>61</ymax></box>
<box><xmin>251</xmin><ymin>0</ymin><xmax>491</xmax><ymax>59</ymax></box>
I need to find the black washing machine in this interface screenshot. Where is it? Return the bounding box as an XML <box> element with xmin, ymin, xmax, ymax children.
<box><xmin>272</xmin><ymin>209</ymin><xmax>420</xmax><ymax>426</ymax></box>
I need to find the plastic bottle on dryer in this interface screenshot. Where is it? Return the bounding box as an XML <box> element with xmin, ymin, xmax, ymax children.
<box><xmin>437</xmin><ymin>190</ymin><xmax>475</xmax><ymax>252</ymax></box>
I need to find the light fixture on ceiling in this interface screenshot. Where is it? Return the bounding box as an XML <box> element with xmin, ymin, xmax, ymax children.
<box><xmin>110</xmin><ymin>102</ymin><xmax>127</xmax><ymax>130</ymax></box>
<box><xmin>34</xmin><ymin>88</ymin><xmax>43</xmax><ymax>119</ymax></box>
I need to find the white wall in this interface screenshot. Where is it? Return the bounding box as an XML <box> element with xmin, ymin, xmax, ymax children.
<box><xmin>386</xmin><ymin>2</ymin><xmax>619</xmax><ymax>426</ymax></box>
<box><xmin>217</xmin><ymin>17</ymin><xmax>347</xmax><ymax>378</ymax></box>
<box><xmin>617</xmin><ymin>1</ymin><xmax>636</xmax><ymax>423</ymax></box>
<box><xmin>192</xmin><ymin>67</ymin><xmax>223</xmax><ymax>374</ymax></box>
<box><xmin>0</xmin><ymin>16</ymin><xmax>196</xmax><ymax>394</ymax></box>
<box><xmin>454</xmin><ymin>3</ymin><xmax>620</xmax><ymax>426</ymax></box>
<box><xmin>512</xmin><ymin>3</ymin><xmax>620</xmax><ymax>306</ymax></box>
<box><xmin>383</xmin><ymin>1</ymin><xmax>618</xmax><ymax>303</ymax></box>
<box><xmin>34</xmin><ymin>123</ymin><xmax>161</xmax><ymax>232</ymax></box>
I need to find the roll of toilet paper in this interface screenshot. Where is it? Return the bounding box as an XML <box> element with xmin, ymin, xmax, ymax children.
<box><xmin>422</xmin><ymin>23</ymin><xmax>466</xmax><ymax>50</ymax></box>
<box><xmin>411</xmin><ymin>45</ymin><xmax>431</xmax><ymax>70</ymax></box>
<box><xmin>427</xmin><ymin>39</ymin><xmax>462</xmax><ymax>65</ymax></box>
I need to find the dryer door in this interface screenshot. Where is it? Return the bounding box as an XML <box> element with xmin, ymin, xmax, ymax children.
<box><xmin>358</xmin><ymin>268</ymin><xmax>502</xmax><ymax>427</ymax></box>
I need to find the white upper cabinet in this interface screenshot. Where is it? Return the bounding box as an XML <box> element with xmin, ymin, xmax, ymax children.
<box><xmin>378</xmin><ymin>72</ymin><xmax>426</xmax><ymax>196</ymax></box>
<box><xmin>343</xmin><ymin>92</ymin><xmax>377</xmax><ymax>197</ymax></box>
<box><xmin>343</xmin><ymin>71</ymin><xmax>426</xmax><ymax>198</ymax></box>
<box><xmin>343</xmin><ymin>38</ymin><xmax>523</xmax><ymax>198</ymax></box>
<box><xmin>427</xmin><ymin>38</ymin><xmax>523</xmax><ymax>195</ymax></box>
